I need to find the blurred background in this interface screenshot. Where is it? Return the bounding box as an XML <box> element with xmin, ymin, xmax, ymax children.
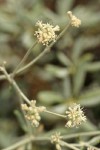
<box><xmin>0</xmin><ymin>0</ymin><xmax>100</xmax><ymax>149</ymax></box>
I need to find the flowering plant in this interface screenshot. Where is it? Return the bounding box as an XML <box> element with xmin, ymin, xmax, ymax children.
<box><xmin>0</xmin><ymin>6</ymin><xmax>100</xmax><ymax>150</ymax></box>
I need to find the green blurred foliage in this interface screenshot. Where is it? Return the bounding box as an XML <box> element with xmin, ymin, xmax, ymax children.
<box><xmin>0</xmin><ymin>0</ymin><xmax>100</xmax><ymax>149</ymax></box>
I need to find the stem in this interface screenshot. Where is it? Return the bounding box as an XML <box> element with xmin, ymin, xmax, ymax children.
<box><xmin>2</xmin><ymin>133</ymin><xmax>100</xmax><ymax>150</ymax></box>
<box><xmin>71</xmin><ymin>142</ymin><xmax>100</xmax><ymax>150</ymax></box>
<box><xmin>82</xmin><ymin>142</ymin><xmax>100</xmax><ymax>150</ymax></box>
<box><xmin>12</xmin><ymin>41</ymin><xmax>37</xmax><ymax>77</ymax></box>
<box><xmin>2</xmin><ymin>136</ymin><xmax>34</xmax><ymax>150</ymax></box>
<box><xmin>62</xmin><ymin>131</ymin><xmax>100</xmax><ymax>140</ymax></box>
<box><xmin>88</xmin><ymin>135</ymin><xmax>100</xmax><ymax>145</ymax></box>
<box><xmin>2</xmin><ymin>135</ymin><xmax>50</xmax><ymax>150</ymax></box>
<box><xmin>11</xmin><ymin>80</ymin><xmax>31</xmax><ymax>105</ymax></box>
<box><xmin>16</xmin><ymin>21</ymin><xmax>71</xmax><ymax>74</ymax></box>
<box><xmin>0</xmin><ymin>21</ymin><xmax>71</xmax><ymax>80</ymax></box>
<box><xmin>0</xmin><ymin>67</ymin><xmax>30</xmax><ymax>105</ymax></box>
<box><xmin>60</xmin><ymin>140</ymin><xmax>80</xmax><ymax>150</ymax></box>
<box><xmin>17</xmin><ymin>46</ymin><xmax>50</xmax><ymax>74</ymax></box>
<box><xmin>44</xmin><ymin>110</ymin><xmax>66</xmax><ymax>118</ymax></box>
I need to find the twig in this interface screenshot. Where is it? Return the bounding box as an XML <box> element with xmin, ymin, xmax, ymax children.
<box><xmin>2</xmin><ymin>135</ymin><xmax>50</xmax><ymax>150</ymax></box>
<box><xmin>62</xmin><ymin>131</ymin><xmax>100</xmax><ymax>140</ymax></box>
<box><xmin>2</xmin><ymin>136</ymin><xmax>34</xmax><ymax>150</ymax></box>
<box><xmin>2</xmin><ymin>132</ymin><xmax>100</xmax><ymax>150</ymax></box>
<box><xmin>70</xmin><ymin>142</ymin><xmax>100</xmax><ymax>150</ymax></box>
<box><xmin>60</xmin><ymin>140</ymin><xmax>80</xmax><ymax>150</ymax></box>
<box><xmin>82</xmin><ymin>142</ymin><xmax>100</xmax><ymax>150</ymax></box>
<box><xmin>44</xmin><ymin>110</ymin><xmax>66</xmax><ymax>118</ymax></box>
<box><xmin>0</xmin><ymin>67</ymin><xmax>30</xmax><ymax>105</ymax></box>
<box><xmin>12</xmin><ymin>41</ymin><xmax>38</xmax><ymax>77</ymax></box>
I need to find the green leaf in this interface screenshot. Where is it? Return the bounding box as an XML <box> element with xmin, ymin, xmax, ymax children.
<box><xmin>56</xmin><ymin>0</ymin><xmax>74</xmax><ymax>15</ymax></box>
<box><xmin>86</xmin><ymin>62</ymin><xmax>100</xmax><ymax>72</ymax></box>
<box><xmin>73</xmin><ymin>54</ymin><xmax>92</xmax><ymax>96</ymax></box>
<box><xmin>72</xmin><ymin>36</ymin><xmax>100</xmax><ymax>61</ymax></box>
<box><xmin>62</xmin><ymin>76</ymin><xmax>72</xmax><ymax>98</ymax></box>
<box><xmin>38</xmin><ymin>91</ymin><xmax>64</xmax><ymax>105</ymax></box>
<box><xmin>14</xmin><ymin>110</ymin><xmax>27</xmax><ymax>132</ymax></box>
<box><xmin>45</xmin><ymin>64</ymin><xmax>68</xmax><ymax>78</ymax></box>
<box><xmin>79</xmin><ymin>88</ymin><xmax>100</xmax><ymax>106</ymax></box>
<box><xmin>73</xmin><ymin>67</ymin><xmax>86</xmax><ymax>96</ymax></box>
<box><xmin>57</xmin><ymin>52</ymin><xmax>72</xmax><ymax>66</ymax></box>
<box><xmin>81</xmin><ymin>119</ymin><xmax>97</xmax><ymax>131</ymax></box>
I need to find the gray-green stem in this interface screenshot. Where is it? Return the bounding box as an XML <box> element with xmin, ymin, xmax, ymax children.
<box><xmin>62</xmin><ymin>131</ymin><xmax>100</xmax><ymax>140</ymax></box>
<box><xmin>12</xmin><ymin>41</ymin><xmax>38</xmax><ymax>77</ymax></box>
<box><xmin>2</xmin><ymin>131</ymin><xmax>100</xmax><ymax>150</ymax></box>
<box><xmin>16</xmin><ymin>21</ymin><xmax>71</xmax><ymax>74</ymax></box>
<box><xmin>44</xmin><ymin>110</ymin><xmax>66</xmax><ymax>118</ymax></box>
<box><xmin>60</xmin><ymin>140</ymin><xmax>80</xmax><ymax>150</ymax></box>
<box><xmin>0</xmin><ymin>67</ymin><xmax>31</xmax><ymax>105</ymax></box>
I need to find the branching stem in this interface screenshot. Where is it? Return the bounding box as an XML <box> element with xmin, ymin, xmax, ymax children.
<box><xmin>0</xmin><ymin>21</ymin><xmax>71</xmax><ymax>80</ymax></box>
<box><xmin>12</xmin><ymin>41</ymin><xmax>38</xmax><ymax>77</ymax></box>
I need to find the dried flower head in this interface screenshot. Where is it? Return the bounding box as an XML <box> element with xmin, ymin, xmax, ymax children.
<box><xmin>67</xmin><ymin>11</ymin><xmax>81</xmax><ymax>27</ymax></box>
<box><xmin>65</xmin><ymin>103</ymin><xmax>86</xmax><ymax>128</ymax></box>
<box><xmin>21</xmin><ymin>100</ymin><xmax>46</xmax><ymax>127</ymax></box>
<box><xmin>51</xmin><ymin>132</ymin><xmax>62</xmax><ymax>150</ymax></box>
<box><xmin>34</xmin><ymin>21</ymin><xmax>60</xmax><ymax>46</ymax></box>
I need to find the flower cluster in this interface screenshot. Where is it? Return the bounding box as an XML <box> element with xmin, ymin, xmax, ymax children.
<box><xmin>65</xmin><ymin>103</ymin><xmax>86</xmax><ymax>128</ymax></box>
<box><xmin>67</xmin><ymin>11</ymin><xmax>81</xmax><ymax>27</ymax></box>
<box><xmin>34</xmin><ymin>21</ymin><xmax>60</xmax><ymax>46</ymax></box>
<box><xmin>87</xmin><ymin>147</ymin><xmax>96</xmax><ymax>150</ymax></box>
<box><xmin>51</xmin><ymin>132</ymin><xmax>62</xmax><ymax>150</ymax></box>
<box><xmin>21</xmin><ymin>100</ymin><xmax>46</xmax><ymax>127</ymax></box>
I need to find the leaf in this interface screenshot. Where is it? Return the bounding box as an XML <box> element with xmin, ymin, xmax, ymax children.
<box><xmin>14</xmin><ymin>110</ymin><xmax>27</xmax><ymax>132</ymax></box>
<box><xmin>72</xmin><ymin>36</ymin><xmax>100</xmax><ymax>61</ymax></box>
<box><xmin>79</xmin><ymin>88</ymin><xmax>100</xmax><ymax>106</ymax></box>
<box><xmin>62</xmin><ymin>76</ymin><xmax>72</xmax><ymax>98</ymax></box>
<box><xmin>56</xmin><ymin>0</ymin><xmax>74</xmax><ymax>15</ymax></box>
<box><xmin>57</xmin><ymin>52</ymin><xmax>72</xmax><ymax>66</ymax></box>
<box><xmin>45</xmin><ymin>64</ymin><xmax>68</xmax><ymax>78</ymax></box>
<box><xmin>86</xmin><ymin>62</ymin><xmax>100</xmax><ymax>72</ymax></box>
<box><xmin>73</xmin><ymin>54</ymin><xmax>92</xmax><ymax>96</ymax></box>
<box><xmin>38</xmin><ymin>91</ymin><xmax>64</xmax><ymax>105</ymax></box>
<box><xmin>73</xmin><ymin>67</ymin><xmax>86</xmax><ymax>96</ymax></box>
<box><xmin>81</xmin><ymin>119</ymin><xmax>97</xmax><ymax>131</ymax></box>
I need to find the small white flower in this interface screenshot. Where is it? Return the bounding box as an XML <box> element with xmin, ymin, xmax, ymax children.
<box><xmin>34</xmin><ymin>21</ymin><xmax>60</xmax><ymax>46</ymax></box>
<box><xmin>51</xmin><ymin>132</ymin><xmax>61</xmax><ymax>144</ymax></box>
<box><xmin>87</xmin><ymin>147</ymin><xmax>96</xmax><ymax>150</ymax></box>
<box><xmin>67</xmin><ymin>11</ymin><xmax>81</xmax><ymax>27</ymax></box>
<box><xmin>65</xmin><ymin>103</ymin><xmax>86</xmax><ymax>128</ymax></box>
<box><xmin>21</xmin><ymin>100</ymin><xmax>46</xmax><ymax>127</ymax></box>
<box><xmin>51</xmin><ymin>132</ymin><xmax>62</xmax><ymax>150</ymax></box>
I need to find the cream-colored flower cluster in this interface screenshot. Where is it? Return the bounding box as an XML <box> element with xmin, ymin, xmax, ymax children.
<box><xmin>34</xmin><ymin>21</ymin><xmax>60</xmax><ymax>46</ymax></box>
<box><xmin>87</xmin><ymin>147</ymin><xmax>96</xmax><ymax>150</ymax></box>
<box><xmin>67</xmin><ymin>11</ymin><xmax>81</xmax><ymax>27</ymax></box>
<box><xmin>51</xmin><ymin>132</ymin><xmax>62</xmax><ymax>150</ymax></box>
<box><xmin>21</xmin><ymin>100</ymin><xmax>46</xmax><ymax>127</ymax></box>
<box><xmin>65</xmin><ymin>103</ymin><xmax>86</xmax><ymax>128</ymax></box>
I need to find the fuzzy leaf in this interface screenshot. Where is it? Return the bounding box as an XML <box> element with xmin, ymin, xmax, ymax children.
<box><xmin>79</xmin><ymin>88</ymin><xmax>100</xmax><ymax>106</ymax></box>
<box><xmin>38</xmin><ymin>91</ymin><xmax>63</xmax><ymax>105</ymax></box>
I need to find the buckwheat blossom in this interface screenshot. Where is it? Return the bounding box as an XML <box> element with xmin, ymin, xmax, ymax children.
<box><xmin>87</xmin><ymin>147</ymin><xmax>96</xmax><ymax>150</ymax></box>
<box><xmin>21</xmin><ymin>100</ymin><xmax>46</xmax><ymax>127</ymax></box>
<box><xmin>34</xmin><ymin>21</ymin><xmax>60</xmax><ymax>46</ymax></box>
<box><xmin>65</xmin><ymin>103</ymin><xmax>86</xmax><ymax>128</ymax></box>
<box><xmin>51</xmin><ymin>132</ymin><xmax>62</xmax><ymax>150</ymax></box>
<box><xmin>67</xmin><ymin>11</ymin><xmax>81</xmax><ymax>27</ymax></box>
